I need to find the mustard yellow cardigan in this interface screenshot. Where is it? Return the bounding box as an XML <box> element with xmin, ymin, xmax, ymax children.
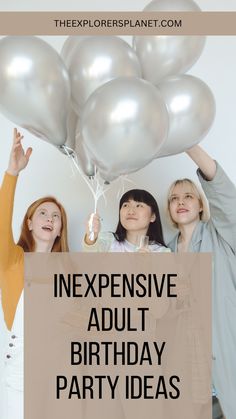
<box><xmin>0</xmin><ymin>172</ymin><xmax>24</xmax><ymax>330</ymax></box>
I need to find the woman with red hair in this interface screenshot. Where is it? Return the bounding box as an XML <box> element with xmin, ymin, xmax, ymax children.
<box><xmin>0</xmin><ymin>128</ymin><xmax>69</xmax><ymax>419</ymax></box>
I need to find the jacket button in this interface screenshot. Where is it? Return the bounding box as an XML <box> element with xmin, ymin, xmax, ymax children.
<box><xmin>11</xmin><ymin>335</ymin><xmax>16</xmax><ymax>339</ymax></box>
<box><xmin>6</xmin><ymin>354</ymin><xmax>11</xmax><ymax>359</ymax></box>
<box><xmin>9</xmin><ymin>343</ymin><xmax>14</xmax><ymax>347</ymax></box>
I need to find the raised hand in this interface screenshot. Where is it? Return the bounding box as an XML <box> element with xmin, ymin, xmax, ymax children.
<box><xmin>7</xmin><ymin>128</ymin><xmax>32</xmax><ymax>176</ymax></box>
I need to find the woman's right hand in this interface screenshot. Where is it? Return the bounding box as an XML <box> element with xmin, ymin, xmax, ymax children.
<box><xmin>84</xmin><ymin>213</ymin><xmax>101</xmax><ymax>245</ymax></box>
<box><xmin>7</xmin><ymin>128</ymin><xmax>32</xmax><ymax>176</ymax></box>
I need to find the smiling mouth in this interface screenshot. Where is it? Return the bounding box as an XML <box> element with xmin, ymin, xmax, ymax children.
<box><xmin>177</xmin><ymin>209</ymin><xmax>188</xmax><ymax>214</ymax></box>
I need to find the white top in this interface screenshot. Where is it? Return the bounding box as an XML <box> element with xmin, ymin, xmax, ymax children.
<box><xmin>1</xmin><ymin>292</ymin><xmax>23</xmax><ymax>391</ymax></box>
<box><xmin>83</xmin><ymin>231</ymin><xmax>171</xmax><ymax>253</ymax></box>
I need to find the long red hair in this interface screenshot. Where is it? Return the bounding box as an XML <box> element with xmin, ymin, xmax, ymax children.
<box><xmin>17</xmin><ymin>196</ymin><xmax>69</xmax><ymax>252</ymax></box>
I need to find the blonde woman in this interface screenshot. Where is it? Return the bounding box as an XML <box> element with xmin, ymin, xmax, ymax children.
<box><xmin>167</xmin><ymin>145</ymin><xmax>236</xmax><ymax>419</ymax></box>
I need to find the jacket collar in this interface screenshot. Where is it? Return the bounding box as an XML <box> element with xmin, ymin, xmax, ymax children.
<box><xmin>172</xmin><ymin>221</ymin><xmax>204</xmax><ymax>252</ymax></box>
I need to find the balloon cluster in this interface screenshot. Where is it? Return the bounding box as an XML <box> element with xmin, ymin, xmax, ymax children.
<box><xmin>0</xmin><ymin>0</ymin><xmax>215</xmax><ymax>182</ymax></box>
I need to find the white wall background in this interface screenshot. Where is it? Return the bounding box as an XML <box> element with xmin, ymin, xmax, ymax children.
<box><xmin>0</xmin><ymin>0</ymin><xmax>236</xmax><ymax>250</ymax></box>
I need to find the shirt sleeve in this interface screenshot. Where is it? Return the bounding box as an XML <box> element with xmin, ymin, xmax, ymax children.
<box><xmin>0</xmin><ymin>172</ymin><xmax>22</xmax><ymax>274</ymax></box>
<box><xmin>82</xmin><ymin>232</ymin><xmax>115</xmax><ymax>252</ymax></box>
<box><xmin>197</xmin><ymin>162</ymin><xmax>236</xmax><ymax>253</ymax></box>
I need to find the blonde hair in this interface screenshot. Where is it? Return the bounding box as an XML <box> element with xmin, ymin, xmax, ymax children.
<box><xmin>17</xmin><ymin>196</ymin><xmax>69</xmax><ymax>252</ymax></box>
<box><xmin>167</xmin><ymin>178</ymin><xmax>210</xmax><ymax>229</ymax></box>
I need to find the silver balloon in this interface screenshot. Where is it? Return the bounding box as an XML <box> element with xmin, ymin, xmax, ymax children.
<box><xmin>62</xmin><ymin>36</ymin><xmax>142</xmax><ymax>113</ymax></box>
<box><xmin>61</xmin><ymin>36</ymin><xmax>89</xmax><ymax>67</ymax></box>
<box><xmin>144</xmin><ymin>0</ymin><xmax>201</xmax><ymax>11</ymax></box>
<box><xmin>58</xmin><ymin>107</ymin><xmax>95</xmax><ymax>177</ymax></box>
<box><xmin>81</xmin><ymin>77</ymin><xmax>169</xmax><ymax>178</ymax></box>
<box><xmin>133</xmin><ymin>0</ymin><xmax>206</xmax><ymax>85</ymax></box>
<box><xmin>98</xmin><ymin>170</ymin><xmax>118</xmax><ymax>183</ymax></box>
<box><xmin>74</xmin><ymin>119</ymin><xmax>95</xmax><ymax>178</ymax></box>
<box><xmin>66</xmin><ymin>107</ymin><xmax>77</xmax><ymax>150</ymax></box>
<box><xmin>0</xmin><ymin>36</ymin><xmax>70</xmax><ymax>146</ymax></box>
<box><xmin>157</xmin><ymin>75</ymin><xmax>216</xmax><ymax>157</ymax></box>
<box><xmin>59</xmin><ymin>106</ymin><xmax>77</xmax><ymax>155</ymax></box>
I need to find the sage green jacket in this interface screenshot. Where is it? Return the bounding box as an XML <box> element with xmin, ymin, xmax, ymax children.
<box><xmin>168</xmin><ymin>163</ymin><xmax>236</xmax><ymax>419</ymax></box>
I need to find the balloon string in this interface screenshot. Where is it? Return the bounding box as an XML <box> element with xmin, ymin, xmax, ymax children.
<box><xmin>88</xmin><ymin>166</ymin><xmax>109</xmax><ymax>211</ymax></box>
<box><xmin>62</xmin><ymin>145</ymin><xmax>96</xmax><ymax>196</ymax></box>
<box><xmin>62</xmin><ymin>145</ymin><xmax>110</xmax><ymax>209</ymax></box>
<box><xmin>61</xmin><ymin>145</ymin><xmax>77</xmax><ymax>177</ymax></box>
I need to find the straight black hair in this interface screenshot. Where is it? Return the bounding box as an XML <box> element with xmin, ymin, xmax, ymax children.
<box><xmin>114</xmin><ymin>189</ymin><xmax>167</xmax><ymax>247</ymax></box>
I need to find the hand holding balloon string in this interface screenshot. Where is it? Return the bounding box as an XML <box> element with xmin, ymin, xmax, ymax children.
<box><xmin>61</xmin><ymin>146</ymin><xmax>108</xmax><ymax>242</ymax></box>
<box><xmin>85</xmin><ymin>213</ymin><xmax>101</xmax><ymax>245</ymax></box>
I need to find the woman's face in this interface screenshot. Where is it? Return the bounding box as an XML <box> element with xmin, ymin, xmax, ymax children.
<box><xmin>169</xmin><ymin>183</ymin><xmax>202</xmax><ymax>227</ymax></box>
<box><xmin>120</xmin><ymin>199</ymin><xmax>156</xmax><ymax>234</ymax></box>
<box><xmin>28</xmin><ymin>202</ymin><xmax>62</xmax><ymax>245</ymax></box>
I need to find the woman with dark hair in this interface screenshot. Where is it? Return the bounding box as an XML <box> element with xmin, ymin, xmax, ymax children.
<box><xmin>83</xmin><ymin>188</ymin><xmax>170</xmax><ymax>252</ymax></box>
